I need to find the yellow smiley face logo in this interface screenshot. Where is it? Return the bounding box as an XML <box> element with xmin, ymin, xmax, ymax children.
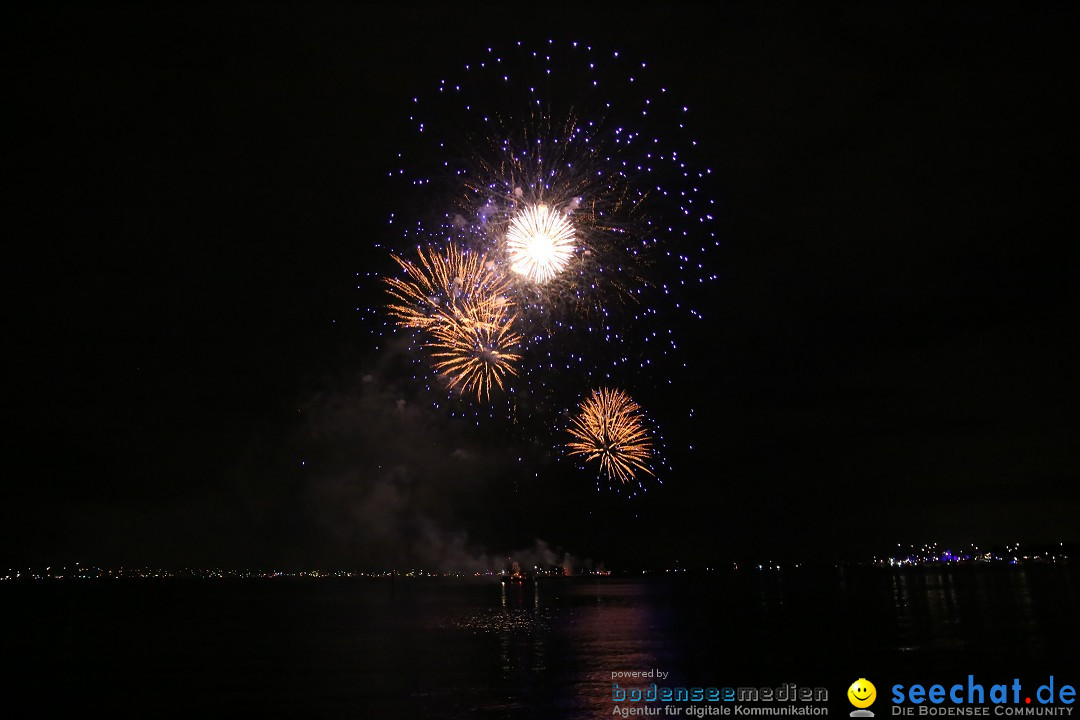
<box><xmin>848</xmin><ymin>679</ymin><xmax>877</xmax><ymax>708</ymax></box>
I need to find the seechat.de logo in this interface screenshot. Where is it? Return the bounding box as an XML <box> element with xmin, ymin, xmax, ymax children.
<box><xmin>891</xmin><ymin>675</ymin><xmax>1076</xmax><ymax>715</ymax></box>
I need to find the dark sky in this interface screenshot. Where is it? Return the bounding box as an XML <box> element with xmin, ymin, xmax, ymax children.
<box><xmin>6</xmin><ymin>6</ymin><xmax>1077</xmax><ymax>569</ymax></box>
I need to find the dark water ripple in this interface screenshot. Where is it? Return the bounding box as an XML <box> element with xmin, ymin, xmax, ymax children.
<box><xmin>3</xmin><ymin>566</ymin><xmax>1076</xmax><ymax>718</ymax></box>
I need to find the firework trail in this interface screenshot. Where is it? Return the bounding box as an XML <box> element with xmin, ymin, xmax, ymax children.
<box><xmin>383</xmin><ymin>241</ymin><xmax>522</xmax><ymax>401</ymax></box>
<box><xmin>428</xmin><ymin>293</ymin><xmax>522</xmax><ymax>403</ymax></box>
<box><xmin>384</xmin><ymin>242</ymin><xmax>509</xmax><ymax>332</ymax></box>
<box><xmin>566</xmin><ymin>387</ymin><xmax>654</xmax><ymax>485</ymax></box>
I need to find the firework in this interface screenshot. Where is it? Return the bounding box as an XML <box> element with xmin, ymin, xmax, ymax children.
<box><xmin>428</xmin><ymin>294</ymin><xmax>522</xmax><ymax>402</ymax></box>
<box><xmin>566</xmin><ymin>388</ymin><xmax>654</xmax><ymax>484</ymax></box>
<box><xmin>384</xmin><ymin>242</ymin><xmax>509</xmax><ymax>332</ymax></box>
<box><xmin>460</xmin><ymin>112</ymin><xmax>647</xmax><ymax>320</ymax></box>
<box><xmin>389</xmin><ymin>44</ymin><xmax>717</xmax><ymax>367</ymax></box>
<box><xmin>377</xmin><ymin>41</ymin><xmax>716</xmax><ymax>463</ymax></box>
<box><xmin>505</xmin><ymin>203</ymin><xmax>576</xmax><ymax>284</ymax></box>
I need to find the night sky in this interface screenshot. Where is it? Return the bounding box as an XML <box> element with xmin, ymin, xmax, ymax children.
<box><xmin>7</xmin><ymin>6</ymin><xmax>1077</xmax><ymax>570</ymax></box>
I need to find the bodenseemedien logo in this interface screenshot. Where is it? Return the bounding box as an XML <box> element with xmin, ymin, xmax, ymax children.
<box><xmin>609</xmin><ymin>674</ymin><xmax>829</xmax><ymax>716</ymax></box>
<box><xmin>849</xmin><ymin>679</ymin><xmax>877</xmax><ymax>717</ymax></box>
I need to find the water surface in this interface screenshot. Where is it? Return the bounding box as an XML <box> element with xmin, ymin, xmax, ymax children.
<box><xmin>5</xmin><ymin>566</ymin><xmax>1077</xmax><ymax>718</ymax></box>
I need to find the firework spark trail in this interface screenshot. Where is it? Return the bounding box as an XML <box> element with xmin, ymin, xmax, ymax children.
<box><xmin>382</xmin><ymin>241</ymin><xmax>522</xmax><ymax>402</ymax></box>
<box><xmin>428</xmin><ymin>294</ymin><xmax>522</xmax><ymax>402</ymax></box>
<box><xmin>384</xmin><ymin>243</ymin><xmax>509</xmax><ymax>332</ymax></box>
<box><xmin>566</xmin><ymin>388</ymin><xmax>654</xmax><ymax>485</ymax></box>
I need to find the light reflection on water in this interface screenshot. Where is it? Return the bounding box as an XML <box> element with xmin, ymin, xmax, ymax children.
<box><xmin>405</xmin><ymin>566</ymin><xmax>1077</xmax><ymax>718</ymax></box>
<box><xmin>879</xmin><ymin>565</ymin><xmax>1070</xmax><ymax>666</ymax></box>
<box><xmin>431</xmin><ymin>579</ymin><xmax>666</xmax><ymax>718</ymax></box>
<box><xmin>5</xmin><ymin>566</ymin><xmax>1078</xmax><ymax>719</ymax></box>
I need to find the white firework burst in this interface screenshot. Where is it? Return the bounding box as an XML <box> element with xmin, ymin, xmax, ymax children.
<box><xmin>505</xmin><ymin>203</ymin><xmax>576</xmax><ymax>284</ymax></box>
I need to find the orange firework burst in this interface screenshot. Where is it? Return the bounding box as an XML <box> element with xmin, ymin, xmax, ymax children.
<box><xmin>384</xmin><ymin>242</ymin><xmax>521</xmax><ymax>402</ymax></box>
<box><xmin>427</xmin><ymin>294</ymin><xmax>522</xmax><ymax>402</ymax></box>
<box><xmin>566</xmin><ymin>388</ymin><xmax>654</xmax><ymax>484</ymax></box>
<box><xmin>384</xmin><ymin>243</ymin><xmax>509</xmax><ymax>331</ymax></box>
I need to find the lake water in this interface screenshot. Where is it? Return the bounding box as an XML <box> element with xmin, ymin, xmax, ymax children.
<box><xmin>4</xmin><ymin>566</ymin><xmax>1077</xmax><ymax>718</ymax></box>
